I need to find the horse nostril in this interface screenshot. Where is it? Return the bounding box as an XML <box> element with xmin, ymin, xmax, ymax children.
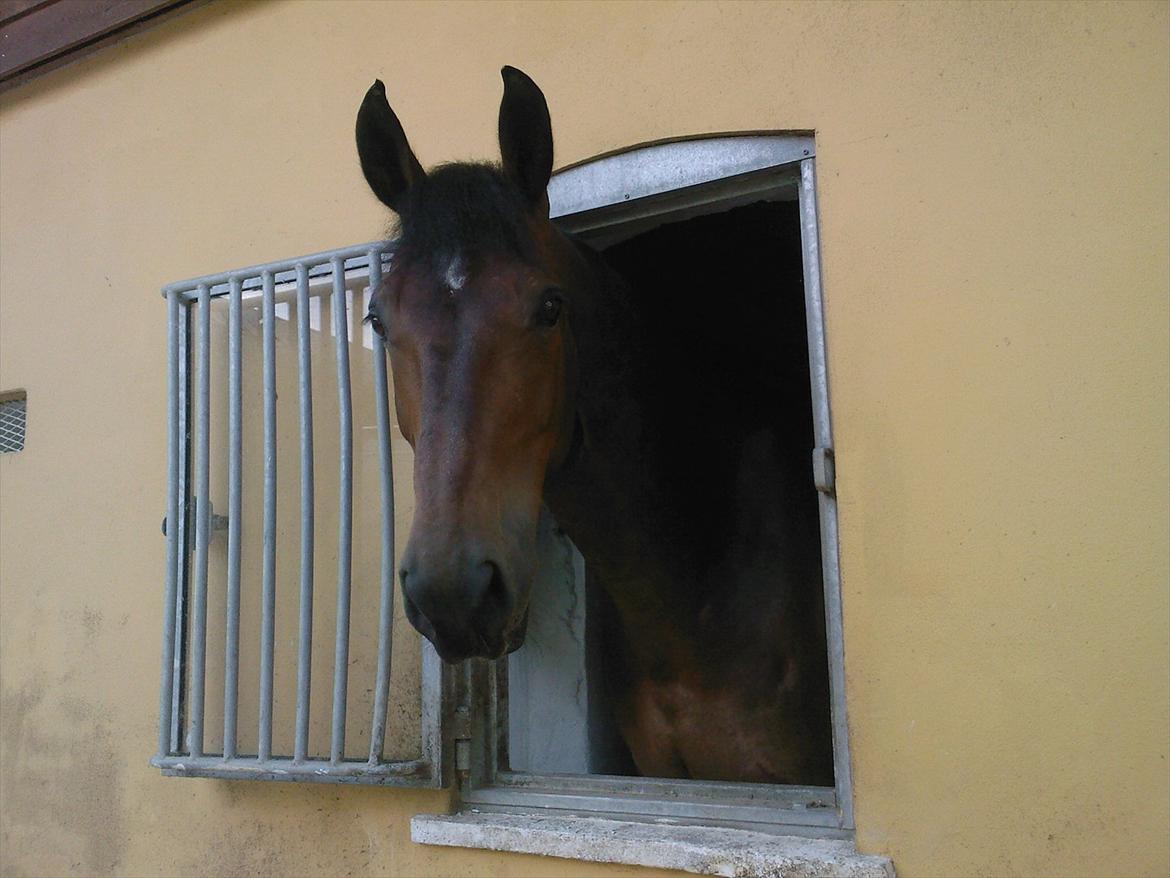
<box><xmin>480</xmin><ymin>560</ymin><xmax>508</xmax><ymax>615</ymax></box>
<box><xmin>399</xmin><ymin>567</ymin><xmax>436</xmax><ymax>636</ymax></box>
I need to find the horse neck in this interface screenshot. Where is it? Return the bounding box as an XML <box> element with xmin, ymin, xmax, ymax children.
<box><xmin>543</xmin><ymin>235</ymin><xmax>701</xmax><ymax>655</ymax></box>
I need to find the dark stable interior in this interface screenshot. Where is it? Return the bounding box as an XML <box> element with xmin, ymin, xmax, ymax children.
<box><xmin>576</xmin><ymin>198</ymin><xmax>834</xmax><ymax>780</ymax></box>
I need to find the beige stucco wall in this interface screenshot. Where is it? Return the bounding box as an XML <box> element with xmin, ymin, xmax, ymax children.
<box><xmin>1</xmin><ymin>2</ymin><xmax>1167</xmax><ymax>876</ymax></box>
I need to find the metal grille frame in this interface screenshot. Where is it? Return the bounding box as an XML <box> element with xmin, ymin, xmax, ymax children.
<box><xmin>152</xmin><ymin>243</ymin><xmax>451</xmax><ymax>787</ymax></box>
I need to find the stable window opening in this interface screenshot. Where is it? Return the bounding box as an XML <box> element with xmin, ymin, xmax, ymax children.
<box><xmin>428</xmin><ymin>135</ymin><xmax>858</xmax><ymax>847</ymax></box>
<box><xmin>507</xmin><ymin>198</ymin><xmax>829</xmax><ymax>780</ymax></box>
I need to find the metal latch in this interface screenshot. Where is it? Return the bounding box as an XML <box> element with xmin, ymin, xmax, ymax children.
<box><xmin>812</xmin><ymin>447</ymin><xmax>835</xmax><ymax>496</ymax></box>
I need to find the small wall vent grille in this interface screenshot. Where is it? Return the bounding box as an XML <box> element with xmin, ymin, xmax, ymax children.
<box><xmin>0</xmin><ymin>394</ymin><xmax>27</xmax><ymax>453</ymax></box>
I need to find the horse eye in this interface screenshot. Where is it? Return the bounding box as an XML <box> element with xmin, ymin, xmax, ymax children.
<box><xmin>365</xmin><ymin>313</ymin><xmax>387</xmax><ymax>338</ymax></box>
<box><xmin>535</xmin><ymin>291</ymin><xmax>563</xmax><ymax>328</ymax></box>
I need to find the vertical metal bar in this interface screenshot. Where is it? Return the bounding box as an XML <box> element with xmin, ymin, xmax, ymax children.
<box><xmin>799</xmin><ymin>160</ymin><xmax>832</xmax><ymax>446</ymax></box>
<box><xmin>799</xmin><ymin>157</ymin><xmax>854</xmax><ymax>829</ymax></box>
<box><xmin>330</xmin><ymin>256</ymin><xmax>354</xmax><ymax>763</ymax></box>
<box><xmin>223</xmin><ymin>277</ymin><xmax>243</xmax><ymax>759</ymax></box>
<box><xmin>186</xmin><ymin>283</ymin><xmax>211</xmax><ymax>757</ymax></box>
<box><xmin>170</xmin><ymin>303</ymin><xmax>190</xmax><ymax>754</ymax></box>
<box><xmin>258</xmin><ymin>270</ymin><xmax>277</xmax><ymax>762</ymax></box>
<box><xmin>157</xmin><ymin>289</ymin><xmax>182</xmax><ymax>757</ymax></box>
<box><xmin>367</xmin><ymin>252</ymin><xmax>396</xmax><ymax>763</ymax></box>
<box><xmin>294</xmin><ymin>264</ymin><xmax>315</xmax><ymax>762</ymax></box>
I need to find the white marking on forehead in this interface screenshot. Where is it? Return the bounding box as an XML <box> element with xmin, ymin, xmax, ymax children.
<box><xmin>444</xmin><ymin>254</ymin><xmax>467</xmax><ymax>292</ymax></box>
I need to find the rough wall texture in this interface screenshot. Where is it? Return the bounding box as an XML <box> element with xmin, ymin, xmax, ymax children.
<box><xmin>1</xmin><ymin>2</ymin><xmax>1167</xmax><ymax>876</ymax></box>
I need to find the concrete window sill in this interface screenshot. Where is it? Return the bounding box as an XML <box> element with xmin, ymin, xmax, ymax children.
<box><xmin>411</xmin><ymin>812</ymin><xmax>895</xmax><ymax>878</ymax></box>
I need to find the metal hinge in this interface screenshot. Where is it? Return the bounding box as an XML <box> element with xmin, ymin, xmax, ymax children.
<box><xmin>453</xmin><ymin>704</ymin><xmax>471</xmax><ymax>779</ymax></box>
<box><xmin>813</xmin><ymin>447</ymin><xmax>835</xmax><ymax>496</ymax></box>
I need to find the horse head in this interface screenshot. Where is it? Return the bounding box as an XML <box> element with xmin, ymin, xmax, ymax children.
<box><xmin>356</xmin><ymin>67</ymin><xmax>583</xmax><ymax>663</ymax></box>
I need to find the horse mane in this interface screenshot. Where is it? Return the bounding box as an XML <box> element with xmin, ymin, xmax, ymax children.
<box><xmin>395</xmin><ymin>163</ymin><xmax>536</xmax><ymax>268</ymax></box>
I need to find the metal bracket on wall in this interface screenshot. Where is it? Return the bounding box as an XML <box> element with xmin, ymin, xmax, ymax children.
<box><xmin>813</xmin><ymin>447</ymin><xmax>836</xmax><ymax>496</ymax></box>
<box><xmin>160</xmin><ymin>497</ymin><xmax>228</xmax><ymax>542</ymax></box>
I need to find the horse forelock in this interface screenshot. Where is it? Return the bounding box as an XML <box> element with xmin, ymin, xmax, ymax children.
<box><xmin>396</xmin><ymin>163</ymin><xmax>536</xmax><ymax>281</ymax></box>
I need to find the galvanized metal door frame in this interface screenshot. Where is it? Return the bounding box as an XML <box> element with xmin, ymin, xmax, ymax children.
<box><xmin>153</xmin><ymin>243</ymin><xmax>453</xmax><ymax>787</ymax></box>
<box><xmin>458</xmin><ymin>134</ymin><xmax>856</xmax><ymax>834</ymax></box>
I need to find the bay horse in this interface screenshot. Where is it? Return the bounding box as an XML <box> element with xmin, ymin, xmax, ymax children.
<box><xmin>356</xmin><ymin>67</ymin><xmax>833</xmax><ymax>785</ymax></box>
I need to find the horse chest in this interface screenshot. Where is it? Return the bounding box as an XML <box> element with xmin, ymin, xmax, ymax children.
<box><xmin>619</xmin><ymin>672</ymin><xmax>792</xmax><ymax>783</ymax></box>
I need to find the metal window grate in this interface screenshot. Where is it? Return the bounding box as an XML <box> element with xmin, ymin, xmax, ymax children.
<box><xmin>0</xmin><ymin>394</ymin><xmax>27</xmax><ymax>453</ymax></box>
<box><xmin>152</xmin><ymin>241</ymin><xmax>448</xmax><ymax>786</ymax></box>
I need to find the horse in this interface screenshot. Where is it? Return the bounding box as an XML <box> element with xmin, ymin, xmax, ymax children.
<box><xmin>355</xmin><ymin>66</ymin><xmax>833</xmax><ymax>785</ymax></box>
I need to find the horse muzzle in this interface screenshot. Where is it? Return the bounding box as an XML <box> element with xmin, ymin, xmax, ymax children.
<box><xmin>399</xmin><ymin>555</ymin><xmax>530</xmax><ymax>663</ymax></box>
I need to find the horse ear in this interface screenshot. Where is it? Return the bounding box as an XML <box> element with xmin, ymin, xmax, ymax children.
<box><xmin>356</xmin><ymin>80</ymin><xmax>425</xmax><ymax>214</ymax></box>
<box><xmin>498</xmin><ymin>66</ymin><xmax>553</xmax><ymax>215</ymax></box>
